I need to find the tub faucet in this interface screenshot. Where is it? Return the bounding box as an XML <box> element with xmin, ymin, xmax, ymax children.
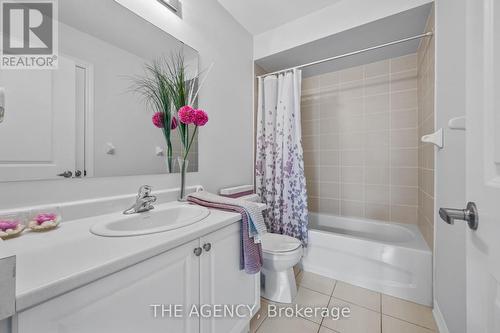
<box><xmin>123</xmin><ymin>185</ymin><xmax>157</xmax><ymax>215</ymax></box>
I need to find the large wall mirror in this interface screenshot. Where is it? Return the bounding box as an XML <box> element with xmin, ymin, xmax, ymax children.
<box><xmin>0</xmin><ymin>0</ymin><xmax>199</xmax><ymax>182</ymax></box>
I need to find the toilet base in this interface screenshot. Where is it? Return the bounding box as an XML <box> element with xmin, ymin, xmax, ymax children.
<box><xmin>261</xmin><ymin>267</ymin><xmax>298</xmax><ymax>303</ymax></box>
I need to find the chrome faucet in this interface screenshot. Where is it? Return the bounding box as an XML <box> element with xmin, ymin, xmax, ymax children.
<box><xmin>123</xmin><ymin>185</ymin><xmax>157</xmax><ymax>215</ymax></box>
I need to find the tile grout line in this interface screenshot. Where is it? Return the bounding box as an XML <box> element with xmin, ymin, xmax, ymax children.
<box><xmin>321</xmin><ymin>280</ymin><xmax>336</xmax><ymax>329</ymax></box>
<box><xmin>303</xmin><ymin>126</ymin><xmax>421</xmax><ymax>138</ymax></box>
<box><xmin>295</xmin><ymin>276</ymin><xmax>337</xmax><ymax>328</ymax></box>
<box><xmin>318</xmin><ymin>295</ymin><xmax>330</xmax><ymax>329</ymax></box>
<box><xmin>254</xmin><ymin>314</ymin><xmax>266</xmax><ymax>333</ymax></box>
<box><xmin>389</xmin><ymin>58</ymin><xmax>394</xmax><ymax>223</ymax></box>
<box><xmin>382</xmin><ymin>313</ymin><xmax>437</xmax><ymax>332</ymax></box>
<box><xmin>332</xmin><ymin>295</ymin><xmax>382</xmax><ymax>314</ymax></box>
<box><xmin>298</xmin><ymin>284</ymin><xmax>334</xmax><ymax>297</ymax></box>
<box><xmin>334</xmin><ymin>75</ymin><xmax>342</xmax><ymax>217</ymax></box>
<box><xmin>362</xmin><ymin>63</ymin><xmax>367</xmax><ymax>218</ymax></box>
<box><xmin>380</xmin><ymin>293</ymin><xmax>383</xmax><ymax>333</ymax></box>
<box><xmin>318</xmin><ymin>78</ymin><xmax>323</xmax><ymax>214</ymax></box>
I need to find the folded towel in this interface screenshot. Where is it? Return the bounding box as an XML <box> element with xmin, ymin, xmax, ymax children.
<box><xmin>187</xmin><ymin>192</ymin><xmax>264</xmax><ymax>274</ymax></box>
<box><xmin>188</xmin><ymin>191</ymin><xmax>267</xmax><ymax>242</ymax></box>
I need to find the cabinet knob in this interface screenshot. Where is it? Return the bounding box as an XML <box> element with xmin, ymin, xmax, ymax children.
<box><xmin>194</xmin><ymin>247</ymin><xmax>202</xmax><ymax>257</ymax></box>
<box><xmin>203</xmin><ymin>243</ymin><xmax>212</xmax><ymax>252</ymax></box>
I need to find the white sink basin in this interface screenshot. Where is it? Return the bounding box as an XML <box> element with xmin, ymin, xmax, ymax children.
<box><xmin>90</xmin><ymin>204</ymin><xmax>210</xmax><ymax>237</ymax></box>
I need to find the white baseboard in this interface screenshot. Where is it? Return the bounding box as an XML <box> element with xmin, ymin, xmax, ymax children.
<box><xmin>433</xmin><ymin>300</ymin><xmax>450</xmax><ymax>333</ymax></box>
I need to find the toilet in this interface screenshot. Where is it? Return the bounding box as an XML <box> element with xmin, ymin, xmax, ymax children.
<box><xmin>261</xmin><ymin>233</ymin><xmax>303</xmax><ymax>303</ymax></box>
<box><xmin>218</xmin><ymin>187</ymin><xmax>303</xmax><ymax>303</ymax></box>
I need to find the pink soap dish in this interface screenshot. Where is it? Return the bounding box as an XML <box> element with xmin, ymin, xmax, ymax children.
<box><xmin>0</xmin><ymin>220</ymin><xmax>25</xmax><ymax>240</ymax></box>
<box><xmin>28</xmin><ymin>212</ymin><xmax>62</xmax><ymax>232</ymax></box>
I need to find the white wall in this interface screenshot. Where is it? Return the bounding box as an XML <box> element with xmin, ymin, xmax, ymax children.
<box><xmin>0</xmin><ymin>0</ymin><xmax>254</xmax><ymax>209</ymax></box>
<box><xmin>434</xmin><ymin>0</ymin><xmax>467</xmax><ymax>332</ymax></box>
<box><xmin>254</xmin><ymin>0</ymin><xmax>433</xmax><ymax>60</ymax></box>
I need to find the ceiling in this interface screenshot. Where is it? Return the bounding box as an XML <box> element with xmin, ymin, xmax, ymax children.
<box><xmin>255</xmin><ymin>3</ymin><xmax>433</xmax><ymax>77</ymax></box>
<box><xmin>217</xmin><ymin>0</ymin><xmax>343</xmax><ymax>35</ymax></box>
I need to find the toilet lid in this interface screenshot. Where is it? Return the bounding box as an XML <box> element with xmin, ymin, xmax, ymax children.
<box><xmin>261</xmin><ymin>233</ymin><xmax>302</xmax><ymax>253</ymax></box>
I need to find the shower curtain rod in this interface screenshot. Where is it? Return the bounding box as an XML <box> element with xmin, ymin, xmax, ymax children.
<box><xmin>257</xmin><ymin>31</ymin><xmax>434</xmax><ymax>79</ymax></box>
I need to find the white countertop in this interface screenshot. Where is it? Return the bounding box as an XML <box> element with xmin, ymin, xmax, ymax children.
<box><xmin>2</xmin><ymin>202</ymin><xmax>241</xmax><ymax>311</ymax></box>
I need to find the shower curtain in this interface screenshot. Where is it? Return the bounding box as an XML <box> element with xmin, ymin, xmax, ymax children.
<box><xmin>256</xmin><ymin>69</ymin><xmax>309</xmax><ymax>245</ymax></box>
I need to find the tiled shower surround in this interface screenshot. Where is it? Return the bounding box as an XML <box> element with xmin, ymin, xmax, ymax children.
<box><xmin>417</xmin><ymin>9</ymin><xmax>435</xmax><ymax>248</ymax></box>
<box><xmin>302</xmin><ymin>54</ymin><xmax>422</xmax><ymax>225</ymax></box>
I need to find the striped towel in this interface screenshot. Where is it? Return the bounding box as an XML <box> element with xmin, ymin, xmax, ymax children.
<box><xmin>188</xmin><ymin>191</ymin><xmax>267</xmax><ymax>242</ymax></box>
<box><xmin>187</xmin><ymin>191</ymin><xmax>264</xmax><ymax>274</ymax></box>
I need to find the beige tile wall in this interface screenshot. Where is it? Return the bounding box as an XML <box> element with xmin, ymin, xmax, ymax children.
<box><xmin>302</xmin><ymin>54</ymin><xmax>420</xmax><ymax>224</ymax></box>
<box><xmin>417</xmin><ymin>8</ymin><xmax>435</xmax><ymax>249</ymax></box>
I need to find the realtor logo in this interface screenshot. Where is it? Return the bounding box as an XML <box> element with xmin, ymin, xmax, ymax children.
<box><xmin>0</xmin><ymin>0</ymin><xmax>58</xmax><ymax>69</ymax></box>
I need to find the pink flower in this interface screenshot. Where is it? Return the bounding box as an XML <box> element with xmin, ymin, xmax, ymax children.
<box><xmin>178</xmin><ymin>106</ymin><xmax>195</xmax><ymax>124</ymax></box>
<box><xmin>152</xmin><ymin>112</ymin><xmax>164</xmax><ymax>128</ymax></box>
<box><xmin>35</xmin><ymin>213</ymin><xmax>57</xmax><ymax>225</ymax></box>
<box><xmin>171</xmin><ymin>117</ymin><xmax>178</xmax><ymax>130</ymax></box>
<box><xmin>0</xmin><ymin>220</ymin><xmax>19</xmax><ymax>231</ymax></box>
<box><xmin>193</xmin><ymin>109</ymin><xmax>209</xmax><ymax>126</ymax></box>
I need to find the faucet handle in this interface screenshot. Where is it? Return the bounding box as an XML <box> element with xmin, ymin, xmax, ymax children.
<box><xmin>138</xmin><ymin>185</ymin><xmax>152</xmax><ymax>198</ymax></box>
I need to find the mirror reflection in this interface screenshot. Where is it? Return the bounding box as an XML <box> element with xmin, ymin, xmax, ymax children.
<box><xmin>0</xmin><ymin>0</ymin><xmax>199</xmax><ymax>182</ymax></box>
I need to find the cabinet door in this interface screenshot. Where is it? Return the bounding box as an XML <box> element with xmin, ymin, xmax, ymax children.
<box><xmin>200</xmin><ymin>223</ymin><xmax>260</xmax><ymax>333</ymax></box>
<box><xmin>15</xmin><ymin>240</ymin><xmax>200</xmax><ymax>333</ymax></box>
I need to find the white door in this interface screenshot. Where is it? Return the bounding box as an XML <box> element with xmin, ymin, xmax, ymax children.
<box><xmin>465</xmin><ymin>0</ymin><xmax>500</xmax><ymax>331</ymax></box>
<box><xmin>15</xmin><ymin>240</ymin><xmax>200</xmax><ymax>333</ymax></box>
<box><xmin>0</xmin><ymin>56</ymin><xmax>76</xmax><ymax>182</ymax></box>
<box><xmin>200</xmin><ymin>223</ymin><xmax>260</xmax><ymax>333</ymax></box>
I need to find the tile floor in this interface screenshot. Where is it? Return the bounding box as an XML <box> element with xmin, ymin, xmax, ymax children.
<box><xmin>250</xmin><ymin>270</ymin><xmax>438</xmax><ymax>333</ymax></box>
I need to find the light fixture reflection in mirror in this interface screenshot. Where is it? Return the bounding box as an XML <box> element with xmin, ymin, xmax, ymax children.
<box><xmin>157</xmin><ymin>0</ymin><xmax>181</xmax><ymax>16</ymax></box>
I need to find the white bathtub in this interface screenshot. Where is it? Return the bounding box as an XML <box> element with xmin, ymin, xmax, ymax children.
<box><xmin>301</xmin><ymin>213</ymin><xmax>432</xmax><ymax>306</ymax></box>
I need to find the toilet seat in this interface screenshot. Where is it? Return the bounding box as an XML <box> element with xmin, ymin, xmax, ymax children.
<box><xmin>261</xmin><ymin>233</ymin><xmax>302</xmax><ymax>253</ymax></box>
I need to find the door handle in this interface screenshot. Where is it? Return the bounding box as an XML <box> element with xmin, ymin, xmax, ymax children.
<box><xmin>439</xmin><ymin>202</ymin><xmax>479</xmax><ymax>230</ymax></box>
<box><xmin>57</xmin><ymin>171</ymin><xmax>73</xmax><ymax>178</ymax></box>
<box><xmin>203</xmin><ymin>243</ymin><xmax>212</xmax><ymax>252</ymax></box>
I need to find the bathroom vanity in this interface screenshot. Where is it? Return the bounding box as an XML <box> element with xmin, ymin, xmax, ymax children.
<box><xmin>3</xmin><ymin>198</ymin><xmax>259</xmax><ymax>333</ymax></box>
<box><xmin>0</xmin><ymin>0</ymin><xmax>260</xmax><ymax>331</ymax></box>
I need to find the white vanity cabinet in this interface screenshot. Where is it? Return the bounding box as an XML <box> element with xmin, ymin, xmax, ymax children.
<box><xmin>14</xmin><ymin>222</ymin><xmax>259</xmax><ymax>333</ymax></box>
<box><xmin>200</xmin><ymin>223</ymin><xmax>260</xmax><ymax>333</ymax></box>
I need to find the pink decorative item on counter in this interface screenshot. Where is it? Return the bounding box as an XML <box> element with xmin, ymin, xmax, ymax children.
<box><xmin>34</xmin><ymin>213</ymin><xmax>58</xmax><ymax>225</ymax></box>
<box><xmin>0</xmin><ymin>220</ymin><xmax>20</xmax><ymax>231</ymax></box>
<box><xmin>28</xmin><ymin>210</ymin><xmax>61</xmax><ymax>232</ymax></box>
<box><xmin>0</xmin><ymin>218</ymin><xmax>25</xmax><ymax>240</ymax></box>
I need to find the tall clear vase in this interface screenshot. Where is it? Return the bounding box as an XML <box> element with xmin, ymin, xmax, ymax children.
<box><xmin>177</xmin><ymin>157</ymin><xmax>189</xmax><ymax>201</ymax></box>
<box><xmin>166</xmin><ymin>141</ymin><xmax>173</xmax><ymax>173</ymax></box>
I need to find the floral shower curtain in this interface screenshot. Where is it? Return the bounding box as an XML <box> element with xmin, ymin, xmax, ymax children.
<box><xmin>256</xmin><ymin>69</ymin><xmax>309</xmax><ymax>245</ymax></box>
